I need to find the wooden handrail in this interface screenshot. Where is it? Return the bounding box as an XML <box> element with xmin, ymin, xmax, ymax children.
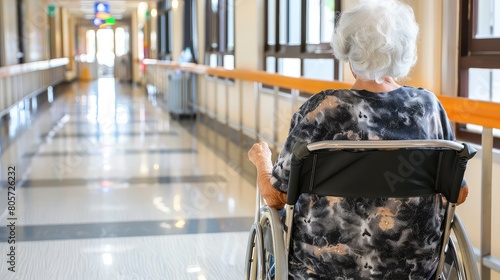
<box><xmin>0</xmin><ymin>58</ymin><xmax>69</xmax><ymax>78</ymax></box>
<box><xmin>143</xmin><ymin>59</ymin><xmax>351</xmax><ymax>92</ymax></box>
<box><xmin>439</xmin><ymin>96</ymin><xmax>500</xmax><ymax>129</ymax></box>
<box><xmin>143</xmin><ymin>59</ymin><xmax>500</xmax><ymax>129</ymax></box>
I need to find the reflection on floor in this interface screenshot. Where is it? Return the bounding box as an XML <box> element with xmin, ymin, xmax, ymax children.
<box><xmin>0</xmin><ymin>78</ymin><xmax>256</xmax><ymax>280</ymax></box>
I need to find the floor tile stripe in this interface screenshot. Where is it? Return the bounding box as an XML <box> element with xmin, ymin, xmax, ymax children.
<box><xmin>20</xmin><ymin>175</ymin><xmax>226</xmax><ymax>187</ymax></box>
<box><xmin>0</xmin><ymin>217</ymin><xmax>254</xmax><ymax>242</ymax></box>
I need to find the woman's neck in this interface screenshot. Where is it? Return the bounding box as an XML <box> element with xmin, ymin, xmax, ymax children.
<box><xmin>350</xmin><ymin>77</ymin><xmax>401</xmax><ymax>93</ymax></box>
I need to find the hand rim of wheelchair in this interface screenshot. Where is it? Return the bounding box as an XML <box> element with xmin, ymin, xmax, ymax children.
<box><xmin>245</xmin><ymin>206</ymin><xmax>288</xmax><ymax>280</ymax></box>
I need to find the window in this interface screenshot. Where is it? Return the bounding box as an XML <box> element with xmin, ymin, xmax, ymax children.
<box><xmin>16</xmin><ymin>0</ymin><xmax>25</xmax><ymax>64</ymax></box>
<box><xmin>265</xmin><ymin>0</ymin><xmax>340</xmax><ymax>81</ymax></box>
<box><xmin>86</xmin><ymin>30</ymin><xmax>96</xmax><ymax>62</ymax></box>
<box><xmin>115</xmin><ymin>27</ymin><xmax>130</xmax><ymax>57</ymax></box>
<box><xmin>183</xmin><ymin>0</ymin><xmax>198</xmax><ymax>63</ymax></box>
<box><xmin>157</xmin><ymin>0</ymin><xmax>173</xmax><ymax>60</ymax></box>
<box><xmin>458</xmin><ymin>0</ymin><xmax>500</xmax><ymax>147</ymax></box>
<box><xmin>204</xmin><ymin>0</ymin><xmax>235</xmax><ymax>69</ymax></box>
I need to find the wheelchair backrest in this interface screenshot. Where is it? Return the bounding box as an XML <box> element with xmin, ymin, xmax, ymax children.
<box><xmin>287</xmin><ymin>140</ymin><xmax>476</xmax><ymax>205</ymax></box>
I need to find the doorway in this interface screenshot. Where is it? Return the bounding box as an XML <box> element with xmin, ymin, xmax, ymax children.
<box><xmin>96</xmin><ymin>29</ymin><xmax>115</xmax><ymax>77</ymax></box>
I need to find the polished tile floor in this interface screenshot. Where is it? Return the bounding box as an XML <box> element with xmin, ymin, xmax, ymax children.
<box><xmin>0</xmin><ymin>78</ymin><xmax>256</xmax><ymax>279</ymax></box>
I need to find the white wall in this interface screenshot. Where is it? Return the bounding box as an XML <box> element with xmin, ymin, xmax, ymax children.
<box><xmin>24</xmin><ymin>0</ymin><xmax>50</xmax><ymax>62</ymax></box>
<box><xmin>234</xmin><ymin>0</ymin><xmax>262</xmax><ymax>70</ymax></box>
<box><xmin>0</xmin><ymin>0</ymin><xmax>20</xmax><ymax>66</ymax></box>
<box><xmin>172</xmin><ymin>1</ymin><xmax>184</xmax><ymax>60</ymax></box>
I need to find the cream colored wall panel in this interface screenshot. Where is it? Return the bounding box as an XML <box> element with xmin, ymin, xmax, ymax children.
<box><xmin>0</xmin><ymin>0</ymin><xmax>19</xmax><ymax>66</ymax></box>
<box><xmin>227</xmin><ymin>84</ymin><xmax>240</xmax><ymax>125</ymax></box>
<box><xmin>216</xmin><ymin>82</ymin><xmax>227</xmax><ymax>121</ymax></box>
<box><xmin>172</xmin><ymin>3</ymin><xmax>183</xmax><ymax>60</ymax></box>
<box><xmin>131</xmin><ymin>12</ymin><xmax>140</xmax><ymax>83</ymax></box>
<box><xmin>441</xmin><ymin>0</ymin><xmax>460</xmax><ymax>97</ymax></box>
<box><xmin>235</xmin><ymin>0</ymin><xmax>259</xmax><ymax>70</ymax></box>
<box><xmin>205</xmin><ymin>79</ymin><xmax>217</xmax><ymax>114</ymax></box>
<box><xmin>197</xmin><ymin>76</ymin><xmax>207</xmax><ymax>112</ymax></box>
<box><xmin>24</xmin><ymin>0</ymin><xmax>50</xmax><ymax>62</ymax></box>
<box><xmin>61</xmin><ymin>8</ymin><xmax>70</xmax><ymax>60</ymax></box>
<box><xmin>241</xmin><ymin>82</ymin><xmax>256</xmax><ymax>130</ymax></box>
<box><xmin>258</xmin><ymin>92</ymin><xmax>274</xmax><ymax>140</ymax></box>
<box><xmin>197</xmin><ymin>0</ymin><xmax>205</xmax><ymax>63</ymax></box>
<box><xmin>277</xmin><ymin>95</ymin><xmax>293</xmax><ymax>146</ymax></box>
<box><xmin>407</xmin><ymin>0</ymin><xmax>442</xmax><ymax>93</ymax></box>
<box><xmin>0</xmin><ymin>78</ymin><xmax>4</xmax><ymax>110</ymax></box>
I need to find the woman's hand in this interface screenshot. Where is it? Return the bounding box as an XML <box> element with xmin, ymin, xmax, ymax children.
<box><xmin>248</xmin><ymin>142</ymin><xmax>287</xmax><ymax>209</ymax></box>
<box><xmin>248</xmin><ymin>142</ymin><xmax>273</xmax><ymax>170</ymax></box>
<box><xmin>457</xmin><ymin>185</ymin><xmax>469</xmax><ymax>205</ymax></box>
<box><xmin>442</xmin><ymin>184</ymin><xmax>469</xmax><ymax>206</ymax></box>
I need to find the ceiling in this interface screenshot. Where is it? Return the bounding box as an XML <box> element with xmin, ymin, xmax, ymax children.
<box><xmin>49</xmin><ymin>0</ymin><xmax>156</xmax><ymax>20</ymax></box>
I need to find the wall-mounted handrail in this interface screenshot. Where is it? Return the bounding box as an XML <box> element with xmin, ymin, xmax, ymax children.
<box><xmin>0</xmin><ymin>58</ymin><xmax>69</xmax><ymax>78</ymax></box>
<box><xmin>0</xmin><ymin>58</ymin><xmax>68</xmax><ymax>117</ymax></box>
<box><xmin>143</xmin><ymin>60</ymin><xmax>500</xmax><ymax>129</ymax></box>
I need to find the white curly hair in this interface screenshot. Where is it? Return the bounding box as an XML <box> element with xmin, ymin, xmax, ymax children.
<box><xmin>331</xmin><ymin>0</ymin><xmax>419</xmax><ymax>83</ymax></box>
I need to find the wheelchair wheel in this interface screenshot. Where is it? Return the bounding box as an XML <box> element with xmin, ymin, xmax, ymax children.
<box><xmin>439</xmin><ymin>238</ymin><xmax>464</xmax><ymax>280</ymax></box>
<box><xmin>258</xmin><ymin>206</ymin><xmax>287</xmax><ymax>280</ymax></box>
<box><xmin>244</xmin><ymin>223</ymin><xmax>265</xmax><ymax>280</ymax></box>
<box><xmin>438</xmin><ymin>214</ymin><xmax>480</xmax><ymax>280</ymax></box>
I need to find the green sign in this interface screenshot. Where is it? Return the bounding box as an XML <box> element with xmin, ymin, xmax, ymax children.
<box><xmin>105</xmin><ymin>17</ymin><xmax>116</xmax><ymax>25</ymax></box>
<box><xmin>48</xmin><ymin>5</ymin><xmax>55</xmax><ymax>17</ymax></box>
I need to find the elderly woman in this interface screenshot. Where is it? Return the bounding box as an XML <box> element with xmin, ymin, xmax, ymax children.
<box><xmin>248</xmin><ymin>0</ymin><xmax>468</xmax><ymax>278</ymax></box>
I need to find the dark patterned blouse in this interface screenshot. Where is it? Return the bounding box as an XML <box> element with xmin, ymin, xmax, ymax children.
<box><xmin>270</xmin><ymin>87</ymin><xmax>455</xmax><ymax>279</ymax></box>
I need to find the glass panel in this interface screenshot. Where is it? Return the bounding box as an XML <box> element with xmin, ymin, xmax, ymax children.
<box><xmin>209</xmin><ymin>53</ymin><xmax>218</xmax><ymax>67</ymax></box>
<box><xmin>160</xmin><ymin>15</ymin><xmax>166</xmax><ymax>53</ymax></box>
<box><xmin>97</xmin><ymin>29</ymin><xmax>115</xmax><ymax>67</ymax></box>
<box><xmin>267</xmin><ymin>0</ymin><xmax>276</xmax><ymax>45</ymax></box>
<box><xmin>307</xmin><ymin>0</ymin><xmax>321</xmax><ymax>44</ymax></box>
<box><xmin>115</xmin><ymin>28</ymin><xmax>126</xmax><ymax>56</ymax></box>
<box><xmin>211</xmin><ymin>0</ymin><xmax>218</xmax><ymax>12</ymax></box>
<box><xmin>266</xmin><ymin>56</ymin><xmax>276</xmax><ymax>73</ymax></box>
<box><xmin>321</xmin><ymin>0</ymin><xmax>335</xmax><ymax>43</ymax></box>
<box><xmin>476</xmin><ymin>0</ymin><xmax>500</xmax><ymax>38</ymax></box>
<box><xmin>288</xmin><ymin>0</ymin><xmax>301</xmax><ymax>45</ymax></box>
<box><xmin>86</xmin><ymin>30</ymin><xmax>96</xmax><ymax>62</ymax></box>
<box><xmin>279</xmin><ymin>0</ymin><xmax>287</xmax><ymax>44</ymax></box>
<box><xmin>228</xmin><ymin>0</ymin><xmax>235</xmax><ymax>50</ymax></box>
<box><xmin>223</xmin><ymin>54</ymin><xmax>234</xmax><ymax>70</ymax></box>
<box><xmin>278</xmin><ymin>58</ymin><xmax>301</xmax><ymax>77</ymax></box>
<box><xmin>303</xmin><ymin>58</ymin><xmax>333</xmax><ymax>81</ymax></box>
<box><xmin>468</xmin><ymin>68</ymin><xmax>500</xmax><ymax>102</ymax></box>
<box><xmin>168</xmin><ymin>10</ymin><xmax>173</xmax><ymax>52</ymax></box>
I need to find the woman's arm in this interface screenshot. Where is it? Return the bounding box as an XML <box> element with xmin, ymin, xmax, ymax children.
<box><xmin>248</xmin><ymin>142</ymin><xmax>287</xmax><ymax>209</ymax></box>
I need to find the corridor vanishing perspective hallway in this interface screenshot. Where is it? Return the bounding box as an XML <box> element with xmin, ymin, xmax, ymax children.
<box><xmin>0</xmin><ymin>78</ymin><xmax>254</xmax><ymax>279</ymax></box>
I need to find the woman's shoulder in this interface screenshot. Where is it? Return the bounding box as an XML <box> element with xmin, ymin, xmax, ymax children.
<box><xmin>398</xmin><ymin>86</ymin><xmax>437</xmax><ymax>98</ymax></box>
<box><xmin>303</xmin><ymin>89</ymin><xmax>356</xmax><ymax>109</ymax></box>
<box><xmin>298</xmin><ymin>89</ymin><xmax>354</xmax><ymax>113</ymax></box>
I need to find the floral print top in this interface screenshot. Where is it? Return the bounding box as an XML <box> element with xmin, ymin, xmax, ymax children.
<box><xmin>271</xmin><ymin>87</ymin><xmax>455</xmax><ymax>279</ymax></box>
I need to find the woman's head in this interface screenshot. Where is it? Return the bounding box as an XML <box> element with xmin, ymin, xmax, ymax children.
<box><xmin>331</xmin><ymin>0</ymin><xmax>419</xmax><ymax>83</ymax></box>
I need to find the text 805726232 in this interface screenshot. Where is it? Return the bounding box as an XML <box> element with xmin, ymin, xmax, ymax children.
<box><xmin>6</xmin><ymin>166</ymin><xmax>17</xmax><ymax>272</ymax></box>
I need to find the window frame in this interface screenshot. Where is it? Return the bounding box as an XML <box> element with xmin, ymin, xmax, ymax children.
<box><xmin>458</xmin><ymin>0</ymin><xmax>500</xmax><ymax>148</ymax></box>
<box><xmin>157</xmin><ymin>0</ymin><xmax>173</xmax><ymax>60</ymax></box>
<box><xmin>204</xmin><ymin>0</ymin><xmax>235</xmax><ymax>68</ymax></box>
<box><xmin>264</xmin><ymin>0</ymin><xmax>341</xmax><ymax>80</ymax></box>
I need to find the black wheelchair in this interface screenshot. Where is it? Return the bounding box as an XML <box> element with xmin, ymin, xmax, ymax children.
<box><xmin>245</xmin><ymin>140</ymin><xmax>479</xmax><ymax>280</ymax></box>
